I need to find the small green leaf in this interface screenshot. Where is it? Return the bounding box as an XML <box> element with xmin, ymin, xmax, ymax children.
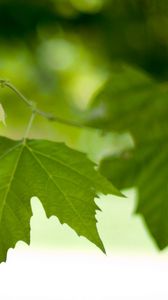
<box><xmin>0</xmin><ymin>104</ymin><xmax>6</xmax><ymax>126</ymax></box>
<box><xmin>0</xmin><ymin>136</ymin><xmax>120</xmax><ymax>262</ymax></box>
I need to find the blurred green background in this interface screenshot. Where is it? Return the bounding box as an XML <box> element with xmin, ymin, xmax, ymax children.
<box><xmin>0</xmin><ymin>0</ymin><xmax>168</xmax><ymax>254</ymax></box>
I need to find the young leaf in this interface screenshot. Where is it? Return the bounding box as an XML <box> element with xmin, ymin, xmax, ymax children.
<box><xmin>0</xmin><ymin>136</ymin><xmax>120</xmax><ymax>262</ymax></box>
<box><xmin>86</xmin><ymin>65</ymin><xmax>168</xmax><ymax>249</ymax></box>
<box><xmin>0</xmin><ymin>103</ymin><xmax>6</xmax><ymax>126</ymax></box>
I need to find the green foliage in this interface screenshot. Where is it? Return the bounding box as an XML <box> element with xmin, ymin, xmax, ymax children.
<box><xmin>1</xmin><ymin>0</ymin><xmax>168</xmax><ymax>261</ymax></box>
<box><xmin>0</xmin><ymin>104</ymin><xmax>6</xmax><ymax>126</ymax></box>
<box><xmin>0</xmin><ymin>136</ymin><xmax>119</xmax><ymax>262</ymax></box>
<box><xmin>86</xmin><ymin>65</ymin><xmax>168</xmax><ymax>249</ymax></box>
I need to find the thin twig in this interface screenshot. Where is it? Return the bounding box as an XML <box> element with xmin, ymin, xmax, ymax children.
<box><xmin>0</xmin><ymin>79</ymin><xmax>84</xmax><ymax>129</ymax></box>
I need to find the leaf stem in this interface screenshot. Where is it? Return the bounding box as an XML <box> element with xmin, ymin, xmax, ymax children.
<box><xmin>23</xmin><ymin>111</ymin><xmax>36</xmax><ymax>141</ymax></box>
<box><xmin>0</xmin><ymin>79</ymin><xmax>84</xmax><ymax>129</ymax></box>
<box><xmin>5</xmin><ymin>81</ymin><xmax>34</xmax><ymax>108</ymax></box>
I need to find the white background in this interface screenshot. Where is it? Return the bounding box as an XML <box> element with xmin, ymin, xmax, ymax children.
<box><xmin>0</xmin><ymin>249</ymin><xmax>168</xmax><ymax>300</ymax></box>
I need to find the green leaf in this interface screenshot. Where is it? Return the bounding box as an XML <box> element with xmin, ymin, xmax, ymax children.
<box><xmin>87</xmin><ymin>66</ymin><xmax>168</xmax><ymax>143</ymax></box>
<box><xmin>86</xmin><ymin>65</ymin><xmax>168</xmax><ymax>249</ymax></box>
<box><xmin>0</xmin><ymin>136</ymin><xmax>120</xmax><ymax>262</ymax></box>
<box><xmin>0</xmin><ymin>103</ymin><xmax>6</xmax><ymax>126</ymax></box>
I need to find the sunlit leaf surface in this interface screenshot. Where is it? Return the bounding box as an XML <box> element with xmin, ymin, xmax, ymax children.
<box><xmin>0</xmin><ymin>136</ymin><xmax>119</xmax><ymax>262</ymax></box>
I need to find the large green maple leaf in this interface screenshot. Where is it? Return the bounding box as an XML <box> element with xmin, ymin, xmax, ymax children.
<box><xmin>0</xmin><ymin>136</ymin><xmax>119</xmax><ymax>262</ymax></box>
<box><xmin>86</xmin><ymin>65</ymin><xmax>168</xmax><ymax>249</ymax></box>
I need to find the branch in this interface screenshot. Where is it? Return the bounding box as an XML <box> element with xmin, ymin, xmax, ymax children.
<box><xmin>0</xmin><ymin>79</ymin><xmax>84</xmax><ymax>129</ymax></box>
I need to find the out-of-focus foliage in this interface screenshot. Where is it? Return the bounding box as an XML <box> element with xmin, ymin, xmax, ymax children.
<box><xmin>86</xmin><ymin>65</ymin><xmax>168</xmax><ymax>249</ymax></box>
<box><xmin>0</xmin><ymin>0</ymin><xmax>168</xmax><ymax>250</ymax></box>
<box><xmin>86</xmin><ymin>65</ymin><xmax>168</xmax><ymax>142</ymax></box>
<box><xmin>1</xmin><ymin>0</ymin><xmax>168</xmax><ymax>79</ymax></box>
